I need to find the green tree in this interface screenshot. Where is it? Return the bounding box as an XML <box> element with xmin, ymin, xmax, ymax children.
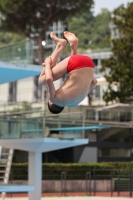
<box><xmin>92</xmin><ymin>9</ymin><xmax>111</xmax><ymax>49</ymax></box>
<box><xmin>101</xmin><ymin>2</ymin><xmax>133</xmax><ymax>104</ymax></box>
<box><xmin>0</xmin><ymin>7</ymin><xmax>111</xmax><ymax>50</ymax></box>
<box><xmin>0</xmin><ymin>0</ymin><xmax>94</xmax><ymax>64</ymax></box>
<box><xmin>0</xmin><ymin>32</ymin><xmax>24</xmax><ymax>46</ymax></box>
<box><xmin>67</xmin><ymin>11</ymin><xmax>94</xmax><ymax>49</ymax></box>
<box><xmin>67</xmin><ymin>8</ymin><xmax>111</xmax><ymax>50</ymax></box>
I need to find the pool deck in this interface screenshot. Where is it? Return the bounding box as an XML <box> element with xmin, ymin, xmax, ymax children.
<box><xmin>4</xmin><ymin>197</ymin><xmax>131</xmax><ymax>200</ymax></box>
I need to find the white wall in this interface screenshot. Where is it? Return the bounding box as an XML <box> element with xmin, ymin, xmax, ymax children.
<box><xmin>0</xmin><ymin>83</ymin><xmax>8</xmax><ymax>102</ymax></box>
<box><xmin>17</xmin><ymin>77</ymin><xmax>34</xmax><ymax>102</ymax></box>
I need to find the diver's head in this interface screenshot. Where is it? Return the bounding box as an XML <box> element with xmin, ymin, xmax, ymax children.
<box><xmin>48</xmin><ymin>100</ymin><xmax>64</xmax><ymax>114</ymax></box>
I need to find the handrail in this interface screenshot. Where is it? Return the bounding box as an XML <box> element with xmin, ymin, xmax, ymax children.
<box><xmin>0</xmin><ymin>40</ymin><xmax>26</xmax><ymax>49</ymax></box>
<box><xmin>85</xmin><ymin>119</ymin><xmax>133</xmax><ymax>128</ymax></box>
<box><xmin>0</xmin><ymin>109</ymin><xmax>83</xmax><ymax>117</ymax></box>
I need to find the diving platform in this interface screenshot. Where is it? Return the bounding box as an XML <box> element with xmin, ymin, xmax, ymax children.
<box><xmin>0</xmin><ymin>137</ymin><xmax>88</xmax><ymax>152</ymax></box>
<box><xmin>0</xmin><ymin>126</ymin><xmax>90</xmax><ymax>200</ymax></box>
<box><xmin>0</xmin><ymin>61</ymin><xmax>42</xmax><ymax>84</ymax></box>
<box><xmin>0</xmin><ymin>39</ymin><xmax>42</xmax><ymax>84</ymax></box>
<box><xmin>0</xmin><ymin>138</ymin><xmax>88</xmax><ymax>200</ymax></box>
<box><xmin>0</xmin><ymin>125</ymin><xmax>110</xmax><ymax>200</ymax></box>
<box><xmin>0</xmin><ymin>184</ymin><xmax>34</xmax><ymax>192</ymax></box>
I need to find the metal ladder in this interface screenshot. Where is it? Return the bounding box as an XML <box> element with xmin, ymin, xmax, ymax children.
<box><xmin>0</xmin><ymin>146</ymin><xmax>14</xmax><ymax>200</ymax></box>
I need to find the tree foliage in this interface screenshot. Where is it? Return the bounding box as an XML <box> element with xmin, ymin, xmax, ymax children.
<box><xmin>101</xmin><ymin>2</ymin><xmax>133</xmax><ymax>103</ymax></box>
<box><xmin>0</xmin><ymin>0</ymin><xmax>94</xmax><ymax>64</ymax></box>
<box><xmin>67</xmin><ymin>8</ymin><xmax>111</xmax><ymax>50</ymax></box>
<box><xmin>0</xmin><ymin>32</ymin><xmax>25</xmax><ymax>46</ymax></box>
<box><xmin>0</xmin><ymin>7</ymin><xmax>111</xmax><ymax>50</ymax></box>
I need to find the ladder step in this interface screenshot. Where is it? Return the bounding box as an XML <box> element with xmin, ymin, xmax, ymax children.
<box><xmin>0</xmin><ymin>147</ymin><xmax>14</xmax><ymax>187</ymax></box>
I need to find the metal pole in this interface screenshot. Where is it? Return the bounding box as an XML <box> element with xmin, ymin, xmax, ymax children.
<box><xmin>110</xmin><ymin>169</ymin><xmax>113</xmax><ymax>197</ymax></box>
<box><xmin>85</xmin><ymin>172</ymin><xmax>89</xmax><ymax>195</ymax></box>
<box><xmin>19</xmin><ymin>115</ymin><xmax>23</xmax><ymax>138</ymax></box>
<box><xmin>82</xmin><ymin>113</ymin><xmax>85</xmax><ymax>138</ymax></box>
<box><xmin>94</xmin><ymin>169</ymin><xmax>96</xmax><ymax>196</ymax></box>
<box><xmin>26</xmin><ymin>38</ymin><xmax>30</xmax><ymax>64</ymax></box>
<box><xmin>89</xmin><ymin>171</ymin><xmax>91</xmax><ymax>196</ymax></box>
<box><xmin>118</xmin><ymin>169</ymin><xmax>120</xmax><ymax>197</ymax></box>
<box><xmin>61</xmin><ymin>172</ymin><xmax>66</xmax><ymax>196</ymax></box>
<box><xmin>42</xmin><ymin>87</ymin><xmax>46</xmax><ymax>137</ymax></box>
<box><xmin>129</xmin><ymin>169</ymin><xmax>132</xmax><ymax>197</ymax></box>
<box><xmin>85</xmin><ymin>172</ymin><xmax>91</xmax><ymax>195</ymax></box>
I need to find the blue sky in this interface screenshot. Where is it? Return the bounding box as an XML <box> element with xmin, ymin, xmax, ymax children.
<box><xmin>93</xmin><ymin>0</ymin><xmax>133</xmax><ymax>15</ymax></box>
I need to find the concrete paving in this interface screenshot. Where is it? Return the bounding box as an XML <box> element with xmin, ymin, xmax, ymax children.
<box><xmin>4</xmin><ymin>197</ymin><xmax>131</xmax><ymax>200</ymax></box>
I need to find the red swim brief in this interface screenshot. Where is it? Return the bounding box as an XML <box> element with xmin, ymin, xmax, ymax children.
<box><xmin>67</xmin><ymin>54</ymin><xmax>94</xmax><ymax>73</ymax></box>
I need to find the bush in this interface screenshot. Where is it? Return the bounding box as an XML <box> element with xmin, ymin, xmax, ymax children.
<box><xmin>10</xmin><ymin>162</ymin><xmax>133</xmax><ymax>180</ymax></box>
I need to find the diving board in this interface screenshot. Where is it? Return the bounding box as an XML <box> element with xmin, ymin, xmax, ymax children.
<box><xmin>22</xmin><ymin>125</ymin><xmax>110</xmax><ymax>134</ymax></box>
<box><xmin>50</xmin><ymin>125</ymin><xmax>110</xmax><ymax>131</ymax></box>
<box><xmin>0</xmin><ymin>184</ymin><xmax>34</xmax><ymax>192</ymax></box>
<box><xmin>0</xmin><ymin>61</ymin><xmax>42</xmax><ymax>84</ymax></box>
<box><xmin>0</xmin><ymin>126</ymin><xmax>110</xmax><ymax>200</ymax></box>
<box><xmin>0</xmin><ymin>137</ymin><xmax>88</xmax><ymax>200</ymax></box>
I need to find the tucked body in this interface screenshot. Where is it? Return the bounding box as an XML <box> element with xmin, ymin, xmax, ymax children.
<box><xmin>39</xmin><ymin>32</ymin><xmax>97</xmax><ymax>114</ymax></box>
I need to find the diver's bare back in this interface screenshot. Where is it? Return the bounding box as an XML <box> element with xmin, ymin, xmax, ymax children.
<box><xmin>55</xmin><ymin>67</ymin><xmax>94</xmax><ymax>107</ymax></box>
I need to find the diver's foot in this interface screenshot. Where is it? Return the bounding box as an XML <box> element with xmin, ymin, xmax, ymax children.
<box><xmin>50</xmin><ymin>32</ymin><xmax>67</xmax><ymax>48</ymax></box>
<box><xmin>64</xmin><ymin>31</ymin><xmax>78</xmax><ymax>47</ymax></box>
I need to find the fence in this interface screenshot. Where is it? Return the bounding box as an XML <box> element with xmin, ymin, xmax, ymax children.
<box><xmin>7</xmin><ymin>168</ymin><xmax>133</xmax><ymax>197</ymax></box>
<box><xmin>0</xmin><ymin>40</ymin><xmax>33</xmax><ymax>64</ymax></box>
